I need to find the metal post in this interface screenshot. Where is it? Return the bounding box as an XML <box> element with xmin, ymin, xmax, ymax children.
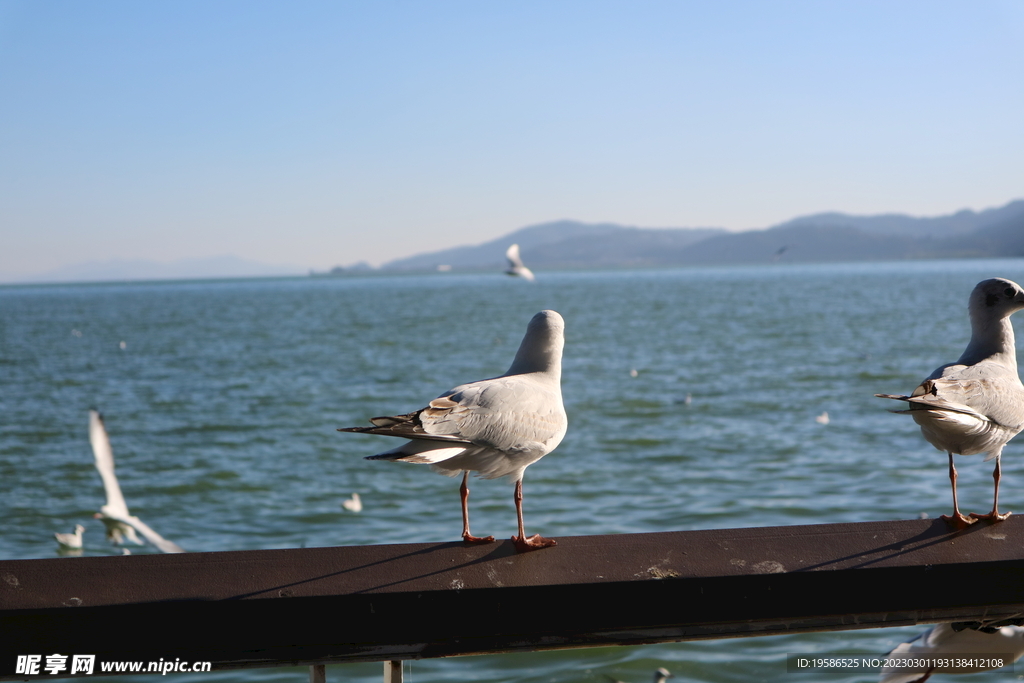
<box><xmin>384</xmin><ymin>660</ymin><xmax>403</xmax><ymax>683</ymax></box>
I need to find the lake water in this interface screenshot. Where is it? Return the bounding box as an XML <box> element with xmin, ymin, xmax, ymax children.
<box><xmin>3</xmin><ymin>259</ymin><xmax>1024</xmax><ymax>682</ymax></box>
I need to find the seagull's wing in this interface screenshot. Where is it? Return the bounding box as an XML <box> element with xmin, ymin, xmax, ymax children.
<box><xmin>421</xmin><ymin>376</ymin><xmax>566</xmax><ymax>453</ymax></box>
<box><xmin>103</xmin><ymin>512</ymin><xmax>185</xmax><ymax>553</ymax></box>
<box><xmin>506</xmin><ymin>243</ymin><xmax>525</xmax><ymax>269</ymax></box>
<box><xmin>89</xmin><ymin>410</ymin><xmax>131</xmax><ymax>517</ymax></box>
<box><xmin>340</xmin><ymin>376</ymin><xmax>565</xmax><ymax>456</ymax></box>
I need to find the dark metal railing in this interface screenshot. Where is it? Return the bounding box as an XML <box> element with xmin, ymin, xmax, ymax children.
<box><xmin>3</xmin><ymin>517</ymin><xmax>1024</xmax><ymax>679</ymax></box>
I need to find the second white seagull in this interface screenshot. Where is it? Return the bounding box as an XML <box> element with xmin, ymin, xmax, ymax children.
<box><xmin>877</xmin><ymin>278</ymin><xmax>1024</xmax><ymax>527</ymax></box>
<box><xmin>339</xmin><ymin>310</ymin><xmax>567</xmax><ymax>551</ymax></box>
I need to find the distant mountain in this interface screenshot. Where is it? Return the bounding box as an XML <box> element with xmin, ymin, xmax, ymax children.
<box><xmin>382</xmin><ymin>221</ymin><xmax>726</xmax><ymax>271</ymax></box>
<box><xmin>380</xmin><ymin>200</ymin><xmax>1024</xmax><ymax>271</ymax></box>
<box><xmin>19</xmin><ymin>255</ymin><xmax>305</xmax><ymax>283</ymax></box>
<box><xmin>775</xmin><ymin>199</ymin><xmax>1024</xmax><ymax>239</ymax></box>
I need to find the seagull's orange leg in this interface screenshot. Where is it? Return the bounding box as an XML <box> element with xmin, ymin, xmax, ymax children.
<box><xmin>460</xmin><ymin>472</ymin><xmax>494</xmax><ymax>544</ymax></box>
<box><xmin>942</xmin><ymin>452</ymin><xmax>976</xmax><ymax>528</ymax></box>
<box><xmin>971</xmin><ymin>453</ymin><xmax>1012</xmax><ymax>522</ymax></box>
<box><xmin>511</xmin><ymin>479</ymin><xmax>556</xmax><ymax>552</ymax></box>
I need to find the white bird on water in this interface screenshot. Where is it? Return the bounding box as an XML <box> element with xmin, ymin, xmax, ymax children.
<box><xmin>89</xmin><ymin>410</ymin><xmax>186</xmax><ymax>553</ymax></box>
<box><xmin>504</xmin><ymin>243</ymin><xmax>536</xmax><ymax>282</ymax></box>
<box><xmin>877</xmin><ymin>278</ymin><xmax>1024</xmax><ymax>528</ymax></box>
<box><xmin>342</xmin><ymin>492</ymin><xmax>363</xmax><ymax>512</ymax></box>
<box><xmin>339</xmin><ymin>310</ymin><xmax>566</xmax><ymax>552</ymax></box>
<box><xmin>54</xmin><ymin>524</ymin><xmax>85</xmax><ymax>550</ymax></box>
<box><xmin>879</xmin><ymin>620</ymin><xmax>1024</xmax><ymax>683</ymax></box>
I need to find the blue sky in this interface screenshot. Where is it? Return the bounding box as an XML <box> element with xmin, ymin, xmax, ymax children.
<box><xmin>1</xmin><ymin>1</ymin><xmax>1022</xmax><ymax>279</ymax></box>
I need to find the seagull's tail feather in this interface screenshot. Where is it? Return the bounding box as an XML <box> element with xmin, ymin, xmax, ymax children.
<box><xmin>875</xmin><ymin>393</ymin><xmax>989</xmax><ymax>420</ymax></box>
<box><xmin>366</xmin><ymin>439</ymin><xmax>467</xmax><ymax>466</ymax></box>
<box><xmin>338</xmin><ymin>411</ymin><xmax>472</xmax><ymax>444</ymax></box>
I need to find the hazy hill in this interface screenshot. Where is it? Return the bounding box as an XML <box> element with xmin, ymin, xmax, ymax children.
<box><xmin>382</xmin><ymin>221</ymin><xmax>724</xmax><ymax>270</ymax></box>
<box><xmin>775</xmin><ymin>199</ymin><xmax>1024</xmax><ymax>239</ymax></box>
<box><xmin>381</xmin><ymin>199</ymin><xmax>1024</xmax><ymax>271</ymax></box>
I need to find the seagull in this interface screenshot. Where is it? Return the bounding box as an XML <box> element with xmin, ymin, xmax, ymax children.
<box><xmin>54</xmin><ymin>524</ymin><xmax>85</xmax><ymax>550</ymax></box>
<box><xmin>89</xmin><ymin>410</ymin><xmax>185</xmax><ymax>553</ymax></box>
<box><xmin>339</xmin><ymin>310</ymin><xmax>566</xmax><ymax>552</ymax></box>
<box><xmin>342</xmin><ymin>493</ymin><xmax>363</xmax><ymax>512</ymax></box>
<box><xmin>815</xmin><ymin>411</ymin><xmax>830</xmax><ymax>425</ymax></box>
<box><xmin>877</xmin><ymin>278</ymin><xmax>1024</xmax><ymax>528</ymax></box>
<box><xmin>879</xmin><ymin>620</ymin><xmax>1024</xmax><ymax>683</ymax></box>
<box><xmin>504</xmin><ymin>243</ymin><xmax>536</xmax><ymax>282</ymax></box>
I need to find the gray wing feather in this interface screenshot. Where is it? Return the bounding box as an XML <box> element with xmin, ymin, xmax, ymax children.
<box><xmin>926</xmin><ymin>361</ymin><xmax>1024</xmax><ymax>430</ymax></box>
<box><xmin>421</xmin><ymin>376</ymin><xmax>566</xmax><ymax>453</ymax></box>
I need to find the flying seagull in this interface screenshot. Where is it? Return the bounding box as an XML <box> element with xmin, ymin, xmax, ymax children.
<box><xmin>89</xmin><ymin>410</ymin><xmax>185</xmax><ymax>553</ymax></box>
<box><xmin>876</xmin><ymin>278</ymin><xmax>1024</xmax><ymax>527</ymax></box>
<box><xmin>339</xmin><ymin>310</ymin><xmax>566</xmax><ymax>552</ymax></box>
<box><xmin>880</xmin><ymin>620</ymin><xmax>1024</xmax><ymax>682</ymax></box>
<box><xmin>504</xmin><ymin>243</ymin><xmax>536</xmax><ymax>282</ymax></box>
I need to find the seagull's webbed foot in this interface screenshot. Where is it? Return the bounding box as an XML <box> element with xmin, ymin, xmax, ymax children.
<box><xmin>462</xmin><ymin>533</ymin><xmax>496</xmax><ymax>544</ymax></box>
<box><xmin>511</xmin><ymin>534</ymin><xmax>557</xmax><ymax>553</ymax></box>
<box><xmin>941</xmin><ymin>512</ymin><xmax>977</xmax><ymax>529</ymax></box>
<box><xmin>969</xmin><ymin>510</ymin><xmax>1011</xmax><ymax>523</ymax></box>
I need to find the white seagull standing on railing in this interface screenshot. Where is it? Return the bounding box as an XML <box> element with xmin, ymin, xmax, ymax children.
<box><xmin>504</xmin><ymin>243</ymin><xmax>536</xmax><ymax>282</ymax></box>
<box><xmin>339</xmin><ymin>310</ymin><xmax>566</xmax><ymax>552</ymax></box>
<box><xmin>876</xmin><ymin>278</ymin><xmax>1024</xmax><ymax>527</ymax></box>
<box><xmin>90</xmin><ymin>410</ymin><xmax>185</xmax><ymax>553</ymax></box>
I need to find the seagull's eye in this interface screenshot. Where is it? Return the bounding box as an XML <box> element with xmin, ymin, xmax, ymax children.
<box><xmin>1005</xmin><ymin>287</ymin><xmax>1015</xmax><ymax>297</ymax></box>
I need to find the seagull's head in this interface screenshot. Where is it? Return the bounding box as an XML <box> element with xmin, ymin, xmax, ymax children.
<box><xmin>508</xmin><ymin>310</ymin><xmax>565</xmax><ymax>376</ymax></box>
<box><xmin>970</xmin><ymin>278</ymin><xmax>1024</xmax><ymax>321</ymax></box>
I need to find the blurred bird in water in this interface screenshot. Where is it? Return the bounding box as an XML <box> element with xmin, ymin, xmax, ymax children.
<box><xmin>54</xmin><ymin>524</ymin><xmax>85</xmax><ymax>550</ymax></box>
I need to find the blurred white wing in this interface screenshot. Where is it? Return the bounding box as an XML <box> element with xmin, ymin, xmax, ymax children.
<box><xmin>90</xmin><ymin>410</ymin><xmax>131</xmax><ymax>518</ymax></box>
<box><xmin>506</xmin><ymin>243</ymin><xmax>525</xmax><ymax>268</ymax></box>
